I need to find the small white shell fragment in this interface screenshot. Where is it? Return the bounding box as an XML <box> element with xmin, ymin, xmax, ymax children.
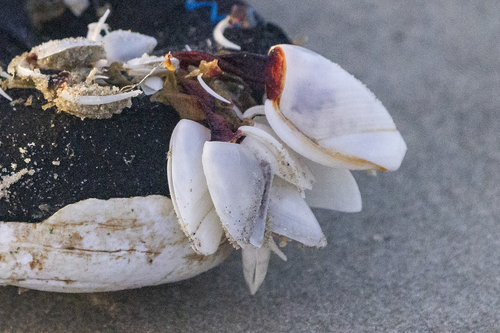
<box><xmin>202</xmin><ymin>142</ymin><xmax>272</xmax><ymax>248</ymax></box>
<box><xmin>303</xmin><ymin>160</ymin><xmax>362</xmax><ymax>212</ymax></box>
<box><xmin>213</xmin><ymin>16</ymin><xmax>241</xmax><ymax>51</ymax></box>
<box><xmin>63</xmin><ymin>0</ymin><xmax>90</xmax><ymax>16</ymax></box>
<box><xmin>102</xmin><ymin>30</ymin><xmax>158</xmax><ymax>63</ymax></box>
<box><xmin>167</xmin><ymin>120</ymin><xmax>223</xmax><ymax>255</ymax></box>
<box><xmin>140</xmin><ymin>76</ymin><xmax>164</xmax><ymax>95</ymax></box>
<box><xmin>242</xmin><ymin>245</ymin><xmax>270</xmax><ymax>295</ymax></box>
<box><xmin>265</xmin><ymin>44</ymin><xmax>407</xmax><ymax>171</ymax></box>
<box><xmin>0</xmin><ymin>196</ymin><xmax>232</xmax><ymax>292</ymax></box>
<box><xmin>268</xmin><ymin>177</ymin><xmax>327</xmax><ymax>248</ymax></box>
<box><xmin>123</xmin><ymin>55</ymin><xmax>168</xmax><ymax>76</ymax></box>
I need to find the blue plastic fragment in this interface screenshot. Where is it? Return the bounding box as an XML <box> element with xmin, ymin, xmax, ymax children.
<box><xmin>185</xmin><ymin>0</ymin><xmax>227</xmax><ymax>22</ymax></box>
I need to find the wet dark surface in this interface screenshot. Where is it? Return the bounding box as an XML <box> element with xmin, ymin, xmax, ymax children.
<box><xmin>0</xmin><ymin>91</ymin><xmax>178</xmax><ymax>221</ymax></box>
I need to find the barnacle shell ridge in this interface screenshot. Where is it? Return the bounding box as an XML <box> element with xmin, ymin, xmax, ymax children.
<box><xmin>202</xmin><ymin>141</ymin><xmax>272</xmax><ymax>248</ymax></box>
<box><xmin>265</xmin><ymin>44</ymin><xmax>407</xmax><ymax>171</ymax></box>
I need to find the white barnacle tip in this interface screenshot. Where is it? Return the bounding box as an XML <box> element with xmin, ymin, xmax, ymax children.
<box><xmin>242</xmin><ymin>245</ymin><xmax>271</xmax><ymax>295</ymax></box>
<box><xmin>264</xmin><ymin>44</ymin><xmax>407</xmax><ymax>171</ymax></box>
<box><xmin>213</xmin><ymin>16</ymin><xmax>242</xmax><ymax>51</ymax></box>
<box><xmin>59</xmin><ymin>89</ymin><xmax>142</xmax><ymax>105</ymax></box>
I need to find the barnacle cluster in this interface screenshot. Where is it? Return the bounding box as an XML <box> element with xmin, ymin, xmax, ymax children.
<box><xmin>0</xmin><ymin>9</ymin><xmax>406</xmax><ymax>294</ymax></box>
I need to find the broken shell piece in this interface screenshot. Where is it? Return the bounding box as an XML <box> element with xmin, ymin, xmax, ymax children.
<box><xmin>102</xmin><ymin>30</ymin><xmax>158</xmax><ymax>63</ymax></box>
<box><xmin>265</xmin><ymin>44</ymin><xmax>407</xmax><ymax>171</ymax></box>
<box><xmin>30</xmin><ymin>37</ymin><xmax>105</xmax><ymax>70</ymax></box>
<box><xmin>0</xmin><ymin>196</ymin><xmax>232</xmax><ymax>292</ymax></box>
<box><xmin>55</xmin><ymin>84</ymin><xmax>142</xmax><ymax>119</ymax></box>
<box><xmin>124</xmin><ymin>55</ymin><xmax>169</xmax><ymax>76</ymax></box>
<box><xmin>0</xmin><ymin>87</ymin><xmax>12</xmax><ymax>102</ymax></box>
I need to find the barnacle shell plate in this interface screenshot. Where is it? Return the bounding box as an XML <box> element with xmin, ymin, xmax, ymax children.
<box><xmin>0</xmin><ymin>196</ymin><xmax>231</xmax><ymax>292</ymax></box>
<box><xmin>265</xmin><ymin>44</ymin><xmax>407</xmax><ymax>171</ymax></box>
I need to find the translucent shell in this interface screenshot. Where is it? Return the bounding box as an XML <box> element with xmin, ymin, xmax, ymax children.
<box><xmin>265</xmin><ymin>44</ymin><xmax>407</xmax><ymax>171</ymax></box>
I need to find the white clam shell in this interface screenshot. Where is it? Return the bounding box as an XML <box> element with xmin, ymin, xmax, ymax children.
<box><xmin>265</xmin><ymin>44</ymin><xmax>407</xmax><ymax>171</ymax></box>
<box><xmin>0</xmin><ymin>196</ymin><xmax>232</xmax><ymax>292</ymax></box>
<box><xmin>102</xmin><ymin>30</ymin><xmax>158</xmax><ymax>63</ymax></box>
<box><xmin>167</xmin><ymin>120</ymin><xmax>224</xmax><ymax>255</ymax></box>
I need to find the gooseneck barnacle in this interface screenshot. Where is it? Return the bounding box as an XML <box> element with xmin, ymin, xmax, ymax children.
<box><xmin>0</xmin><ymin>9</ymin><xmax>406</xmax><ymax>295</ymax></box>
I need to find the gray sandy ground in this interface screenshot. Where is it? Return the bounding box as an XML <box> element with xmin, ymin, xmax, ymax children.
<box><xmin>1</xmin><ymin>1</ymin><xmax>499</xmax><ymax>332</ymax></box>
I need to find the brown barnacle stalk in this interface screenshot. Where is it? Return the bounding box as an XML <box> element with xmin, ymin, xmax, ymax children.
<box><xmin>156</xmin><ymin>53</ymin><xmax>257</xmax><ymax>140</ymax></box>
<box><xmin>180</xmin><ymin>78</ymin><xmax>235</xmax><ymax>142</ymax></box>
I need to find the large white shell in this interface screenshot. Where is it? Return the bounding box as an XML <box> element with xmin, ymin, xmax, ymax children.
<box><xmin>0</xmin><ymin>196</ymin><xmax>231</xmax><ymax>292</ymax></box>
<box><xmin>167</xmin><ymin>120</ymin><xmax>224</xmax><ymax>255</ymax></box>
<box><xmin>265</xmin><ymin>44</ymin><xmax>407</xmax><ymax>171</ymax></box>
<box><xmin>202</xmin><ymin>142</ymin><xmax>272</xmax><ymax>248</ymax></box>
